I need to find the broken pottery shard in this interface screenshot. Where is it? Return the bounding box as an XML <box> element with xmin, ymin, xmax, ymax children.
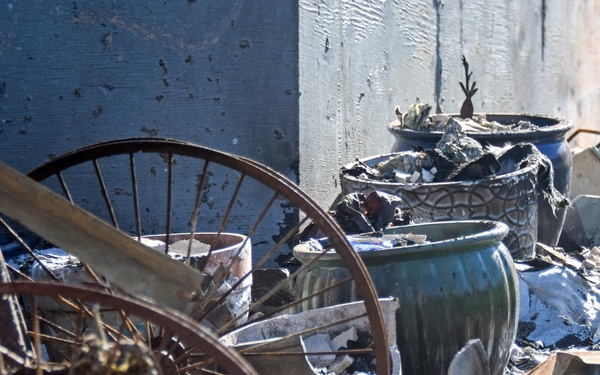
<box><xmin>327</xmin><ymin>355</ymin><xmax>353</xmax><ymax>374</ymax></box>
<box><xmin>436</xmin><ymin>119</ymin><xmax>484</xmax><ymax>164</ymax></box>
<box><xmin>303</xmin><ymin>333</ymin><xmax>335</xmax><ymax>367</ymax></box>
<box><xmin>448</xmin><ymin>339</ymin><xmax>490</xmax><ymax>375</ymax></box>
<box><xmin>409</xmin><ymin>171</ymin><xmax>421</xmax><ymax>183</ymax></box>
<box><xmin>233</xmin><ymin>336</ymin><xmax>319</xmax><ymax>375</ymax></box>
<box><xmin>527</xmin><ymin>351</ymin><xmax>600</xmax><ymax>375</ymax></box>
<box><xmin>447</xmin><ymin>152</ymin><xmax>501</xmax><ymax>181</ymax></box>
<box><xmin>330</xmin><ymin>326</ymin><xmax>358</xmax><ymax>351</ymax></box>
<box><xmin>559</xmin><ymin>195</ymin><xmax>600</xmax><ymax>250</ymax></box>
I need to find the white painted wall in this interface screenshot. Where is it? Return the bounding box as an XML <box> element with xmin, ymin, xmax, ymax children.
<box><xmin>299</xmin><ymin>0</ymin><xmax>600</xmax><ymax>209</ymax></box>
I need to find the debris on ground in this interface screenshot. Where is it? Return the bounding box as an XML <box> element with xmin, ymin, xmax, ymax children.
<box><xmin>9</xmin><ymin>240</ymin><xmax>252</xmax><ymax>331</ymax></box>
<box><xmin>504</xmin><ymin>217</ymin><xmax>600</xmax><ymax>374</ymax></box>
<box><xmin>250</xmin><ymin>268</ymin><xmax>294</xmax><ymax>315</ymax></box>
<box><xmin>297</xmin><ymin>191</ymin><xmax>413</xmax><ymax>241</ymax></box>
<box><xmin>220</xmin><ymin>298</ymin><xmax>402</xmax><ymax>375</ymax></box>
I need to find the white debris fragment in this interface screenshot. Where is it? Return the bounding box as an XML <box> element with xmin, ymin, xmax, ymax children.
<box><xmin>140</xmin><ymin>237</ymin><xmax>210</xmax><ymax>256</ymax></box>
<box><xmin>584</xmin><ymin>259</ymin><xmax>596</xmax><ymax>270</ymax></box>
<box><xmin>421</xmin><ymin>168</ymin><xmax>435</xmax><ymax>182</ymax></box>
<box><xmin>409</xmin><ymin>171</ymin><xmax>421</xmax><ymax>183</ymax></box>
<box><xmin>303</xmin><ymin>333</ymin><xmax>335</xmax><ymax>367</ymax></box>
<box><xmin>327</xmin><ymin>355</ymin><xmax>353</xmax><ymax>374</ymax></box>
<box><xmin>139</xmin><ymin>237</ymin><xmax>166</xmax><ymax>251</ymax></box>
<box><xmin>330</xmin><ymin>327</ymin><xmax>358</xmax><ymax>351</ymax></box>
<box><xmin>394</xmin><ymin>169</ymin><xmax>411</xmax><ymax>183</ymax></box>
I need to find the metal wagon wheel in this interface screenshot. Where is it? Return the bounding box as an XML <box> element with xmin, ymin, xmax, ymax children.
<box><xmin>1</xmin><ymin>137</ymin><xmax>390</xmax><ymax>374</ymax></box>
<box><xmin>0</xmin><ymin>281</ymin><xmax>259</xmax><ymax>374</ymax></box>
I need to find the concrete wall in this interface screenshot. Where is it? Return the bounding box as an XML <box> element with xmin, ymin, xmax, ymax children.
<box><xmin>0</xmin><ymin>1</ymin><xmax>299</xmax><ymax>264</ymax></box>
<box><xmin>299</xmin><ymin>0</ymin><xmax>600</xmax><ymax>208</ymax></box>
<box><xmin>0</xmin><ymin>1</ymin><xmax>298</xmax><ymax>175</ymax></box>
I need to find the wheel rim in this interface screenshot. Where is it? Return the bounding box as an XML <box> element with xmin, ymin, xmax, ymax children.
<box><xmin>1</xmin><ymin>137</ymin><xmax>390</xmax><ymax>374</ymax></box>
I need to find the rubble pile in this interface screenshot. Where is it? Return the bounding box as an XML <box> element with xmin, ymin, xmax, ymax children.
<box><xmin>344</xmin><ymin>122</ymin><xmax>550</xmax><ymax>185</ymax></box>
<box><xmin>8</xmin><ymin>236</ymin><xmax>253</xmax><ymax>332</ymax></box>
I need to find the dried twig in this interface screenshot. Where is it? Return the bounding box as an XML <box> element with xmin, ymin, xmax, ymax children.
<box><xmin>459</xmin><ymin>56</ymin><xmax>478</xmax><ymax>119</ymax></box>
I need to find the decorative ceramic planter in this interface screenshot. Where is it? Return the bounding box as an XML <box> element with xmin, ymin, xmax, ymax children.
<box><xmin>340</xmin><ymin>151</ymin><xmax>539</xmax><ymax>260</ymax></box>
<box><xmin>293</xmin><ymin>220</ymin><xmax>519</xmax><ymax>375</ymax></box>
<box><xmin>387</xmin><ymin>113</ymin><xmax>572</xmax><ymax>246</ymax></box>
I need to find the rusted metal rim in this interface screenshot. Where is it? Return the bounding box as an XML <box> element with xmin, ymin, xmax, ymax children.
<box><xmin>567</xmin><ymin>128</ymin><xmax>600</xmax><ymax>143</ymax></box>
<box><xmin>24</xmin><ymin>137</ymin><xmax>390</xmax><ymax>374</ymax></box>
<box><xmin>0</xmin><ymin>281</ymin><xmax>259</xmax><ymax>375</ymax></box>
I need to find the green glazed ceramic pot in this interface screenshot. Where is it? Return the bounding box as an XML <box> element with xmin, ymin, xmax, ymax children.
<box><xmin>293</xmin><ymin>220</ymin><xmax>519</xmax><ymax>375</ymax></box>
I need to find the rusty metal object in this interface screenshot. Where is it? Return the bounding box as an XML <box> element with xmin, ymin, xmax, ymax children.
<box><xmin>0</xmin><ymin>253</ymin><xmax>32</xmax><ymax>369</ymax></box>
<box><xmin>0</xmin><ymin>281</ymin><xmax>258</xmax><ymax>374</ymax></box>
<box><xmin>1</xmin><ymin>137</ymin><xmax>390</xmax><ymax>374</ymax></box>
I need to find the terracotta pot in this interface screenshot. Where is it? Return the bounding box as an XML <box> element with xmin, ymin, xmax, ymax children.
<box><xmin>141</xmin><ymin>232</ymin><xmax>252</xmax><ymax>290</ymax></box>
<box><xmin>387</xmin><ymin>113</ymin><xmax>572</xmax><ymax>246</ymax></box>
<box><xmin>293</xmin><ymin>220</ymin><xmax>519</xmax><ymax>375</ymax></box>
<box><xmin>340</xmin><ymin>151</ymin><xmax>538</xmax><ymax>260</ymax></box>
<box><xmin>142</xmin><ymin>232</ymin><xmax>252</xmax><ymax>329</ymax></box>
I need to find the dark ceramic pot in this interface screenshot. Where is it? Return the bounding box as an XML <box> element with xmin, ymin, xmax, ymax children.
<box><xmin>387</xmin><ymin>113</ymin><xmax>572</xmax><ymax>246</ymax></box>
<box><xmin>340</xmin><ymin>151</ymin><xmax>539</xmax><ymax>260</ymax></box>
<box><xmin>293</xmin><ymin>220</ymin><xmax>519</xmax><ymax>375</ymax></box>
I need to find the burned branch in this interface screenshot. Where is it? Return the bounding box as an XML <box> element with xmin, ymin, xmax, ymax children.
<box><xmin>459</xmin><ymin>56</ymin><xmax>478</xmax><ymax>119</ymax></box>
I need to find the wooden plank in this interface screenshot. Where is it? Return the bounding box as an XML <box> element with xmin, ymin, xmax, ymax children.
<box><xmin>0</xmin><ymin>161</ymin><xmax>206</xmax><ymax>312</ymax></box>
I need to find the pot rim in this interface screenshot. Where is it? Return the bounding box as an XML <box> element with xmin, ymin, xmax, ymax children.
<box><xmin>293</xmin><ymin>220</ymin><xmax>509</xmax><ymax>262</ymax></box>
<box><xmin>340</xmin><ymin>151</ymin><xmax>538</xmax><ymax>187</ymax></box>
<box><xmin>141</xmin><ymin>232</ymin><xmax>248</xmax><ymax>254</ymax></box>
<box><xmin>387</xmin><ymin>113</ymin><xmax>572</xmax><ymax>140</ymax></box>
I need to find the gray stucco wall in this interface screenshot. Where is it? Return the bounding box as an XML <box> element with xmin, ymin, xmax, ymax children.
<box><xmin>1</xmin><ymin>1</ymin><xmax>299</xmax><ymax>175</ymax></box>
<box><xmin>299</xmin><ymin>0</ymin><xmax>600</xmax><ymax>208</ymax></box>
<box><xmin>0</xmin><ymin>1</ymin><xmax>299</xmax><ymax>264</ymax></box>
